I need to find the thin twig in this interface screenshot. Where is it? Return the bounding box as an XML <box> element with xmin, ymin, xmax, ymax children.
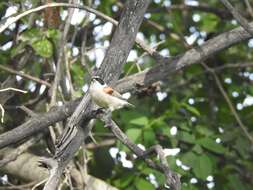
<box><xmin>31</xmin><ymin>179</ymin><xmax>47</xmax><ymax>190</ymax></box>
<box><xmin>220</xmin><ymin>0</ymin><xmax>253</xmax><ymax>36</ymax></box>
<box><xmin>0</xmin><ymin>104</ymin><xmax>4</xmax><ymax>123</ymax></box>
<box><xmin>201</xmin><ymin>63</ymin><xmax>253</xmax><ymax>144</ymax></box>
<box><xmin>0</xmin><ymin>64</ymin><xmax>51</xmax><ymax>87</ymax></box>
<box><xmin>0</xmin><ymin>87</ymin><xmax>27</xmax><ymax>123</ymax></box>
<box><xmin>80</xmin><ymin>13</ymin><xmax>92</xmax><ymax>78</ymax></box>
<box><xmin>244</xmin><ymin>0</ymin><xmax>253</xmax><ymax>18</ymax></box>
<box><xmin>0</xmin><ymin>3</ymin><xmax>114</xmax><ymax>34</ymax></box>
<box><xmin>0</xmin><ymin>87</ymin><xmax>27</xmax><ymax>94</ymax></box>
<box><xmin>0</xmin><ymin>182</ymin><xmax>36</xmax><ymax>190</ymax></box>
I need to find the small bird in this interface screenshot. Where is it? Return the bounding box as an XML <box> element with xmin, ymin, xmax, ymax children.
<box><xmin>89</xmin><ymin>76</ymin><xmax>134</xmax><ymax>111</ymax></box>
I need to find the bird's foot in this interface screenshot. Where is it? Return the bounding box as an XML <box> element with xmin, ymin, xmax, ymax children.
<box><xmin>92</xmin><ymin>107</ymin><xmax>106</xmax><ymax>117</ymax></box>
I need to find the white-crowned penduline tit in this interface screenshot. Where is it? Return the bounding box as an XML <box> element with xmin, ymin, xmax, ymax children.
<box><xmin>89</xmin><ymin>76</ymin><xmax>134</xmax><ymax>111</ymax></box>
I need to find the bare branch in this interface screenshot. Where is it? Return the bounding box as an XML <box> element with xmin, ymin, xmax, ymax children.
<box><xmin>0</xmin><ymin>149</ymin><xmax>119</xmax><ymax>190</ymax></box>
<box><xmin>0</xmin><ymin>87</ymin><xmax>27</xmax><ymax>94</ymax></box>
<box><xmin>0</xmin><ymin>3</ymin><xmax>114</xmax><ymax>34</ymax></box>
<box><xmin>0</xmin><ymin>87</ymin><xmax>28</xmax><ymax>123</ymax></box>
<box><xmin>0</xmin><ymin>104</ymin><xmax>4</xmax><ymax>123</ymax></box>
<box><xmin>98</xmin><ymin>112</ymin><xmax>180</xmax><ymax>190</ymax></box>
<box><xmin>201</xmin><ymin>63</ymin><xmax>253</xmax><ymax>144</ymax></box>
<box><xmin>220</xmin><ymin>0</ymin><xmax>253</xmax><ymax>36</ymax></box>
<box><xmin>0</xmin><ymin>64</ymin><xmax>51</xmax><ymax>87</ymax></box>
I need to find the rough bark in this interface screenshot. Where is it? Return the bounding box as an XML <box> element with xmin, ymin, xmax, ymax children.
<box><xmin>0</xmin><ymin>148</ymin><xmax>118</xmax><ymax>190</ymax></box>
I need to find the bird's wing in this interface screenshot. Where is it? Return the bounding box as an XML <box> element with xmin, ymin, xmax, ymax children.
<box><xmin>103</xmin><ymin>86</ymin><xmax>126</xmax><ymax>100</ymax></box>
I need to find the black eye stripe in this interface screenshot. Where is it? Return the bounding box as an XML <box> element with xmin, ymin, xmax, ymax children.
<box><xmin>92</xmin><ymin>76</ymin><xmax>105</xmax><ymax>85</ymax></box>
<box><xmin>97</xmin><ymin>78</ymin><xmax>105</xmax><ymax>85</ymax></box>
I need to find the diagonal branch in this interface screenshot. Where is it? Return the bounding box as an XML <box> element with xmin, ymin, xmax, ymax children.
<box><xmin>0</xmin><ymin>64</ymin><xmax>51</xmax><ymax>87</ymax></box>
<box><xmin>219</xmin><ymin>0</ymin><xmax>253</xmax><ymax>36</ymax></box>
<box><xmin>201</xmin><ymin>63</ymin><xmax>253</xmax><ymax>144</ymax></box>
<box><xmin>99</xmin><ymin>113</ymin><xmax>180</xmax><ymax>190</ymax></box>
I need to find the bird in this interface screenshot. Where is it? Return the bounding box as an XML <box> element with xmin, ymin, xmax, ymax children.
<box><xmin>89</xmin><ymin>76</ymin><xmax>134</xmax><ymax>111</ymax></box>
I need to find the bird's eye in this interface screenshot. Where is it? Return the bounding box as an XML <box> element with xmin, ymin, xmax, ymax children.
<box><xmin>97</xmin><ymin>78</ymin><xmax>105</xmax><ymax>85</ymax></box>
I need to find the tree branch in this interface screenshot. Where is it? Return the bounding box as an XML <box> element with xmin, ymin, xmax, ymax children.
<box><xmin>0</xmin><ymin>64</ymin><xmax>51</xmax><ymax>87</ymax></box>
<box><xmin>98</xmin><ymin>112</ymin><xmax>180</xmax><ymax>190</ymax></box>
<box><xmin>201</xmin><ymin>63</ymin><xmax>253</xmax><ymax>144</ymax></box>
<box><xmin>219</xmin><ymin>0</ymin><xmax>253</xmax><ymax>36</ymax></box>
<box><xmin>0</xmin><ymin>148</ymin><xmax>119</xmax><ymax>190</ymax></box>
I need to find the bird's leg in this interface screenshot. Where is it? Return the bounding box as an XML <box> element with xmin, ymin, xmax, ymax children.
<box><xmin>95</xmin><ymin>108</ymin><xmax>112</xmax><ymax>127</ymax></box>
<box><xmin>92</xmin><ymin>107</ymin><xmax>106</xmax><ymax>116</ymax></box>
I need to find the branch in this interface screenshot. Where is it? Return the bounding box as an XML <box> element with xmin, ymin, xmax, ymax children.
<box><xmin>98</xmin><ymin>112</ymin><xmax>180</xmax><ymax>190</ymax></box>
<box><xmin>0</xmin><ymin>3</ymin><xmax>114</xmax><ymax>34</ymax></box>
<box><xmin>0</xmin><ymin>148</ymin><xmax>119</xmax><ymax>190</ymax></box>
<box><xmin>219</xmin><ymin>0</ymin><xmax>253</xmax><ymax>36</ymax></box>
<box><xmin>201</xmin><ymin>63</ymin><xmax>253</xmax><ymax>144</ymax></box>
<box><xmin>0</xmin><ymin>87</ymin><xmax>27</xmax><ymax>123</ymax></box>
<box><xmin>165</xmin><ymin>3</ymin><xmax>233</xmax><ymax>19</ymax></box>
<box><xmin>0</xmin><ymin>137</ymin><xmax>39</xmax><ymax>167</ymax></box>
<box><xmin>244</xmin><ymin>0</ymin><xmax>253</xmax><ymax>18</ymax></box>
<box><xmin>0</xmin><ymin>98</ymin><xmax>81</xmax><ymax>149</ymax></box>
<box><xmin>0</xmin><ymin>64</ymin><xmax>51</xmax><ymax>87</ymax></box>
<box><xmin>50</xmin><ymin>1</ymin><xmax>75</xmax><ymax>105</ymax></box>
<box><xmin>115</xmin><ymin>21</ymin><xmax>253</xmax><ymax>93</ymax></box>
<box><xmin>0</xmin><ymin>87</ymin><xmax>27</xmax><ymax>94</ymax></box>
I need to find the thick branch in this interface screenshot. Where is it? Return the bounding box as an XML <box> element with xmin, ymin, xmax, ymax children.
<box><xmin>115</xmin><ymin>22</ymin><xmax>253</xmax><ymax>93</ymax></box>
<box><xmin>0</xmin><ymin>98</ymin><xmax>80</xmax><ymax>149</ymax></box>
<box><xmin>0</xmin><ymin>148</ymin><xmax>118</xmax><ymax>190</ymax></box>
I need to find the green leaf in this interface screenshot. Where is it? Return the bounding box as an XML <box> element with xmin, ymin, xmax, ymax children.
<box><xmin>20</xmin><ymin>28</ymin><xmax>41</xmax><ymax>42</ymax></box>
<box><xmin>126</xmin><ymin>128</ymin><xmax>142</xmax><ymax>143</ymax></box>
<box><xmin>32</xmin><ymin>39</ymin><xmax>53</xmax><ymax>58</ymax></box>
<box><xmin>192</xmin><ymin>144</ymin><xmax>203</xmax><ymax>154</ymax></box>
<box><xmin>130</xmin><ymin>116</ymin><xmax>149</xmax><ymax>126</ymax></box>
<box><xmin>196</xmin><ymin>126</ymin><xmax>214</xmax><ymax>136</ymax></box>
<box><xmin>227</xmin><ymin>175</ymin><xmax>244</xmax><ymax>190</ymax></box>
<box><xmin>192</xmin><ymin>155</ymin><xmax>213</xmax><ymax>180</ymax></box>
<box><xmin>182</xmin><ymin>184</ymin><xmax>198</xmax><ymax>190</ymax></box>
<box><xmin>182</xmin><ymin>103</ymin><xmax>200</xmax><ymax>116</ymax></box>
<box><xmin>177</xmin><ymin>131</ymin><xmax>196</xmax><ymax>144</ymax></box>
<box><xmin>199</xmin><ymin>13</ymin><xmax>219</xmax><ymax>32</ymax></box>
<box><xmin>181</xmin><ymin>152</ymin><xmax>198</xmax><ymax>167</ymax></box>
<box><xmin>46</xmin><ymin>29</ymin><xmax>60</xmax><ymax>39</ymax></box>
<box><xmin>143</xmin><ymin>129</ymin><xmax>157</xmax><ymax>146</ymax></box>
<box><xmin>135</xmin><ymin>178</ymin><xmax>155</xmax><ymax>190</ymax></box>
<box><xmin>197</xmin><ymin>138</ymin><xmax>226</xmax><ymax>154</ymax></box>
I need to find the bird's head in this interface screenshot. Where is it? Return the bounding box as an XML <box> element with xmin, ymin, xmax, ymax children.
<box><xmin>91</xmin><ymin>76</ymin><xmax>105</xmax><ymax>86</ymax></box>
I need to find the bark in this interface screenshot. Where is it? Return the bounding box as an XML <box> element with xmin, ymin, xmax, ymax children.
<box><xmin>0</xmin><ymin>148</ymin><xmax>118</xmax><ymax>190</ymax></box>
